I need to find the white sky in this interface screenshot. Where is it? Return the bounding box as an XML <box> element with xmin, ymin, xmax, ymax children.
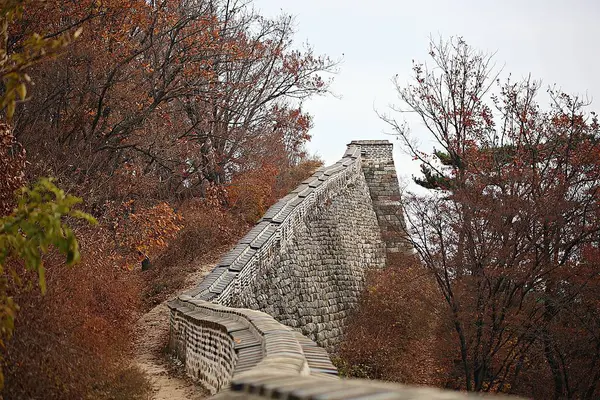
<box><xmin>253</xmin><ymin>0</ymin><xmax>600</xmax><ymax>189</ymax></box>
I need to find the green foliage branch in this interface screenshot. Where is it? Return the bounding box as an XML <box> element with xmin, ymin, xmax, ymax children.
<box><xmin>0</xmin><ymin>0</ymin><xmax>81</xmax><ymax>120</ymax></box>
<box><xmin>0</xmin><ymin>0</ymin><xmax>90</xmax><ymax>389</ymax></box>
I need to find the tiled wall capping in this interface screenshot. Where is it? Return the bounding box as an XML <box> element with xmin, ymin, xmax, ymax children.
<box><xmin>167</xmin><ymin>298</ymin><xmax>336</xmax><ymax>394</ymax></box>
<box><xmin>165</xmin><ymin>142</ymin><xmax>514</xmax><ymax>398</ymax></box>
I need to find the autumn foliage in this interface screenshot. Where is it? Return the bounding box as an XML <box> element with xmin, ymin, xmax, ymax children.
<box><xmin>0</xmin><ymin>123</ymin><xmax>25</xmax><ymax>215</ymax></box>
<box><xmin>3</xmin><ymin>226</ymin><xmax>147</xmax><ymax>399</ymax></box>
<box><xmin>338</xmin><ymin>37</ymin><xmax>600</xmax><ymax>399</ymax></box>
<box><xmin>337</xmin><ymin>252</ymin><xmax>448</xmax><ymax>386</ymax></box>
<box><xmin>14</xmin><ymin>0</ymin><xmax>333</xmax><ymax>198</ymax></box>
<box><xmin>1</xmin><ymin>0</ymin><xmax>329</xmax><ymax>397</ymax></box>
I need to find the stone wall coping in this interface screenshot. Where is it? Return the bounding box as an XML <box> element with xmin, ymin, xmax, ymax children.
<box><xmin>348</xmin><ymin>139</ymin><xmax>393</xmax><ymax>146</ymax></box>
<box><xmin>218</xmin><ymin>374</ymin><xmax>520</xmax><ymax>399</ymax></box>
<box><xmin>167</xmin><ymin>297</ymin><xmax>337</xmax><ymax>392</ymax></box>
<box><xmin>169</xmin><ymin>297</ymin><xmax>520</xmax><ymax>399</ymax></box>
<box><xmin>180</xmin><ymin>143</ymin><xmax>363</xmax><ymax>303</ymax></box>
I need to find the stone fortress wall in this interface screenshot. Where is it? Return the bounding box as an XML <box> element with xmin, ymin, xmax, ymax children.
<box><xmin>167</xmin><ymin>141</ymin><xmax>513</xmax><ymax>399</ymax></box>
<box><xmin>177</xmin><ymin>141</ymin><xmax>399</xmax><ymax>351</ymax></box>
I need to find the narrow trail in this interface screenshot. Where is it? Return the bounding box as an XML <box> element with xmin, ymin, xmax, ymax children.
<box><xmin>133</xmin><ymin>263</ymin><xmax>215</xmax><ymax>400</ymax></box>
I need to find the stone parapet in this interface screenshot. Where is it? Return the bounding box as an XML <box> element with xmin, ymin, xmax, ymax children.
<box><xmin>217</xmin><ymin>375</ymin><xmax>519</xmax><ymax>400</ymax></box>
<box><xmin>167</xmin><ymin>140</ymin><xmax>520</xmax><ymax>400</ymax></box>
<box><xmin>167</xmin><ymin>297</ymin><xmax>336</xmax><ymax>394</ymax></box>
<box><xmin>177</xmin><ymin>143</ymin><xmax>385</xmax><ymax>351</ymax></box>
<box><xmin>167</xmin><ymin>298</ymin><xmax>517</xmax><ymax>400</ymax></box>
<box><xmin>350</xmin><ymin>140</ymin><xmax>412</xmax><ymax>255</ymax></box>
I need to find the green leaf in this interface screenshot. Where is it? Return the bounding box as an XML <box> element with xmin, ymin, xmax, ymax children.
<box><xmin>16</xmin><ymin>83</ymin><xmax>26</xmax><ymax>100</ymax></box>
<box><xmin>6</xmin><ymin>100</ymin><xmax>15</xmax><ymax>120</ymax></box>
<box><xmin>38</xmin><ymin>263</ymin><xmax>46</xmax><ymax>295</ymax></box>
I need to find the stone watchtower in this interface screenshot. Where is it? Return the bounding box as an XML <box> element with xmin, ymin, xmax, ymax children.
<box><xmin>349</xmin><ymin>140</ymin><xmax>412</xmax><ymax>256</ymax></box>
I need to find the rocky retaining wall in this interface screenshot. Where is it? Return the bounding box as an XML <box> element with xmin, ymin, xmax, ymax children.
<box><xmin>178</xmin><ymin>142</ymin><xmax>388</xmax><ymax>351</ymax></box>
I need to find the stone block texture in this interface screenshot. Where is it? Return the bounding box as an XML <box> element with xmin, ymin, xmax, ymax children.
<box><xmin>350</xmin><ymin>140</ymin><xmax>412</xmax><ymax>255</ymax></box>
<box><xmin>229</xmin><ymin>164</ymin><xmax>384</xmax><ymax>352</ymax></box>
<box><xmin>162</xmin><ymin>141</ymin><xmax>519</xmax><ymax>399</ymax></box>
<box><xmin>169</xmin><ymin>304</ymin><xmax>237</xmax><ymax>394</ymax></box>
<box><xmin>168</xmin><ymin>297</ymin><xmax>336</xmax><ymax>394</ymax></box>
<box><xmin>175</xmin><ymin>142</ymin><xmax>396</xmax><ymax>352</ymax></box>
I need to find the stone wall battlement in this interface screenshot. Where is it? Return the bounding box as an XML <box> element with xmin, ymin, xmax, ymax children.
<box><xmin>168</xmin><ymin>297</ymin><xmax>513</xmax><ymax>400</ymax></box>
<box><xmin>167</xmin><ymin>296</ymin><xmax>337</xmax><ymax>394</ymax></box>
<box><xmin>176</xmin><ymin>142</ymin><xmax>392</xmax><ymax>351</ymax></box>
<box><xmin>182</xmin><ymin>144</ymin><xmax>365</xmax><ymax>305</ymax></box>
<box><xmin>164</xmin><ymin>141</ymin><xmax>514</xmax><ymax>399</ymax></box>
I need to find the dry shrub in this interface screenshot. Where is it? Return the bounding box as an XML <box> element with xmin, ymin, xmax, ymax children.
<box><xmin>273</xmin><ymin>157</ymin><xmax>322</xmax><ymax>198</ymax></box>
<box><xmin>227</xmin><ymin>158</ymin><xmax>322</xmax><ymax>224</ymax></box>
<box><xmin>227</xmin><ymin>164</ymin><xmax>279</xmax><ymax>224</ymax></box>
<box><xmin>0</xmin><ymin>124</ymin><xmax>26</xmax><ymax>215</ymax></box>
<box><xmin>337</xmin><ymin>252</ymin><xmax>450</xmax><ymax>387</ymax></box>
<box><xmin>143</xmin><ymin>192</ymin><xmax>249</xmax><ymax>307</ymax></box>
<box><xmin>104</xmin><ymin>200</ymin><xmax>184</xmax><ymax>269</ymax></box>
<box><xmin>2</xmin><ymin>226</ymin><xmax>151</xmax><ymax>400</ymax></box>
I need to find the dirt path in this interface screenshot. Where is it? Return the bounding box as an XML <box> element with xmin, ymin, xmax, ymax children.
<box><xmin>134</xmin><ymin>264</ymin><xmax>215</xmax><ymax>400</ymax></box>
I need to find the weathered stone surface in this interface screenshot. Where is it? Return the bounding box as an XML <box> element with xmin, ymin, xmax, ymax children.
<box><xmin>229</xmin><ymin>166</ymin><xmax>384</xmax><ymax>352</ymax></box>
<box><xmin>177</xmin><ymin>142</ymin><xmax>397</xmax><ymax>352</ymax></box>
<box><xmin>164</xmin><ymin>141</ymin><xmax>514</xmax><ymax>399</ymax></box>
<box><xmin>217</xmin><ymin>375</ymin><xmax>520</xmax><ymax>400</ymax></box>
<box><xmin>351</xmin><ymin>140</ymin><xmax>412</xmax><ymax>256</ymax></box>
<box><xmin>167</xmin><ymin>298</ymin><xmax>335</xmax><ymax>394</ymax></box>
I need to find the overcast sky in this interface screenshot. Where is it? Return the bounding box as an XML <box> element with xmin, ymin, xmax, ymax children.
<box><xmin>252</xmin><ymin>0</ymin><xmax>600</xmax><ymax>189</ymax></box>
